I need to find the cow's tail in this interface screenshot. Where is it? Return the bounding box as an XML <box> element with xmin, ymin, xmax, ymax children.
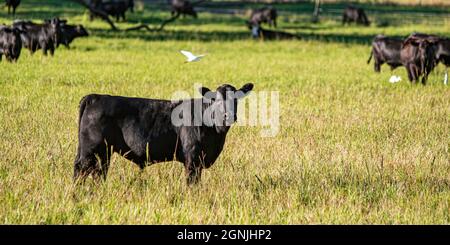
<box><xmin>77</xmin><ymin>94</ymin><xmax>97</xmax><ymax>134</ymax></box>
<box><xmin>367</xmin><ymin>50</ymin><xmax>373</xmax><ymax>64</ymax></box>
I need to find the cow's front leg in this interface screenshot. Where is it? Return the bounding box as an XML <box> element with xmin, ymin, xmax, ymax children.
<box><xmin>49</xmin><ymin>46</ymin><xmax>55</xmax><ymax>56</ymax></box>
<box><xmin>42</xmin><ymin>43</ymin><xmax>48</xmax><ymax>56</ymax></box>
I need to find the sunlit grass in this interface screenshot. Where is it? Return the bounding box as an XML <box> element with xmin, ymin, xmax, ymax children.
<box><xmin>0</xmin><ymin>0</ymin><xmax>449</xmax><ymax>224</ymax></box>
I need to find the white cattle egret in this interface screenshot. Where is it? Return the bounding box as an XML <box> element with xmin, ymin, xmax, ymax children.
<box><xmin>444</xmin><ymin>70</ymin><xmax>448</xmax><ymax>85</ymax></box>
<box><xmin>180</xmin><ymin>50</ymin><xmax>205</xmax><ymax>62</ymax></box>
<box><xmin>389</xmin><ymin>75</ymin><xmax>401</xmax><ymax>83</ymax></box>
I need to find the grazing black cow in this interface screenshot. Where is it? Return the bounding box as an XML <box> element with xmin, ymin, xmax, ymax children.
<box><xmin>367</xmin><ymin>35</ymin><xmax>403</xmax><ymax>72</ymax></box>
<box><xmin>170</xmin><ymin>0</ymin><xmax>197</xmax><ymax>18</ymax></box>
<box><xmin>5</xmin><ymin>0</ymin><xmax>20</xmax><ymax>16</ymax></box>
<box><xmin>74</xmin><ymin>83</ymin><xmax>254</xmax><ymax>185</ymax></box>
<box><xmin>248</xmin><ymin>24</ymin><xmax>298</xmax><ymax>40</ymax></box>
<box><xmin>0</xmin><ymin>25</ymin><xmax>22</xmax><ymax>62</ymax></box>
<box><xmin>248</xmin><ymin>7</ymin><xmax>277</xmax><ymax>28</ymax></box>
<box><xmin>400</xmin><ymin>33</ymin><xmax>439</xmax><ymax>84</ymax></box>
<box><xmin>342</xmin><ymin>6</ymin><xmax>370</xmax><ymax>26</ymax></box>
<box><xmin>12</xmin><ymin>18</ymin><xmax>62</xmax><ymax>56</ymax></box>
<box><xmin>90</xmin><ymin>0</ymin><xmax>134</xmax><ymax>22</ymax></box>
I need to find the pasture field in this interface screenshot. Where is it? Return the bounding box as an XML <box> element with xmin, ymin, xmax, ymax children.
<box><xmin>0</xmin><ymin>1</ymin><xmax>449</xmax><ymax>224</ymax></box>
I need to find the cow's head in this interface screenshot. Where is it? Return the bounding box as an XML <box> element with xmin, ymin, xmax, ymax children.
<box><xmin>246</xmin><ymin>21</ymin><xmax>261</xmax><ymax>38</ymax></box>
<box><xmin>76</xmin><ymin>25</ymin><xmax>89</xmax><ymax>37</ymax></box>
<box><xmin>186</xmin><ymin>7</ymin><xmax>198</xmax><ymax>18</ymax></box>
<box><xmin>199</xmin><ymin>83</ymin><xmax>254</xmax><ymax>133</ymax></box>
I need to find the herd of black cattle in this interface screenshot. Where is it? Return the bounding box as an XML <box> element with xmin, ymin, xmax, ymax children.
<box><xmin>0</xmin><ymin>17</ymin><xmax>88</xmax><ymax>62</ymax></box>
<box><xmin>368</xmin><ymin>33</ymin><xmax>450</xmax><ymax>84</ymax></box>
<box><xmin>1</xmin><ymin>1</ymin><xmax>450</xmax><ymax>84</ymax></box>
<box><xmin>2</xmin><ymin>1</ymin><xmax>448</xmax><ymax>185</ymax></box>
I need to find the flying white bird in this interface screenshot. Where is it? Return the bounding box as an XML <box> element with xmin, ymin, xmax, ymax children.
<box><xmin>180</xmin><ymin>50</ymin><xmax>205</xmax><ymax>63</ymax></box>
<box><xmin>389</xmin><ymin>75</ymin><xmax>402</xmax><ymax>83</ymax></box>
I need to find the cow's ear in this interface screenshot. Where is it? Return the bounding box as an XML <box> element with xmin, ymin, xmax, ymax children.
<box><xmin>199</xmin><ymin>87</ymin><xmax>216</xmax><ymax>100</ymax></box>
<box><xmin>236</xmin><ymin>83</ymin><xmax>254</xmax><ymax>99</ymax></box>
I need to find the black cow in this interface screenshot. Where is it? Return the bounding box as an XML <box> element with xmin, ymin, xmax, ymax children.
<box><xmin>402</xmin><ymin>33</ymin><xmax>450</xmax><ymax>68</ymax></box>
<box><xmin>248</xmin><ymin>7</ymin><xmax>277</xmax><ymax>28</ymax></box>
<box><xmin>435</xmin><ymin>38</ymin><xmax>450</xmax><ymax>67</ymax></box>
<box><xmin>5</xmin><ymin>0</ymin><xmax>20</xmax><ymax>16</ymax></box>
<box><xmin>170</xmin><ymin>0</ymin><xmax>197</xmax><ymax>18</ymax></box>
<box><xmin>90</xmin><ymin>0</ymin><xmax>134</xmax><ymax>22</ymax></box>
<box><xmin>0</xmin><ymin>25</ymin><xmax>22</xmax><ymax>62</ymax></box>
<box><xmin>343</xmin><ymin>6</ymin><xmax>370</xmax><ymax>26</ymax></box>
<box><xmin>400</xmin><ymin>33</ymin><xmax>439</xmax><ymax>84</ymax></box>
<box><xmin>45</xmin><ymin>19</ymin><xmax>88</xmax><ymax>49</ymax></box>
<box><xmin>13</xmin><ymin>18</ymin><xmax>62</xmax><ymax>56</ymax></box>
<box><xmin>58</xmin><ymin>24</ymin><xmax>88</xmax><ymax>49</ymax></box>
<box><xmin>414</xmin><ymin>33</ymin><xmax>450</xmax><ymax>68</ymax></box>
<box><xmin>45</xmin><ymin>18</ymin><xmax>88</xmax><ymax>48</ymax></box>
<box><xmin>367</xmin><ymin>35</ymin><xmax>403</xmax><ymax>72</ymax></box>
<box><xmin>74</xmin><ymin>83</ymin><xmax>254</xmax><ymax>185</ymax></box>
<box><xmin>249</xmin><ymin>25</ymin><xmax>298</xmax><ymax>40</ymax></box>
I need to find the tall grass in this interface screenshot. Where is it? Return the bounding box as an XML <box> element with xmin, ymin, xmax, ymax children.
<box><xmin>0</xmin><ymin>1</ymin><xmax>449</xmax><ymax>224</ymax></box>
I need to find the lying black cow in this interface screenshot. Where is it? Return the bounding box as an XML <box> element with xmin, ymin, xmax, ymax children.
<box><xmin>400</xmin><ymin>33</ymin><xmax>439</xmax><ymax>84</ymax></box>
<box><xmin>170</xmin><ymin>0</ymin><xmax>198</xmax><ymax>18</ymax></box>
<box><xmin>0</xmin><ymin>25</ymin><xmax>22</xmax><ymax>62</ymax></box>
<box><xmin>90</xmin><ymin>0</ymin><xmax>134</xmax><ymax>22</ymax></box>
<box><xmin>343</xmin><ymin>6</ymin><xmax>370</xmax><ymax>26</ymax></box>
<box><xmin>5</xmin><ymin>0</ymin><xmax>20</xmax><ymax>16</ymax></box>
<box><xmin>249</xmin><ymin>25</ymin><xmax>298</xmax><ymax>40</ymax></box>
<box><xmin>367</xmin><ymin>35</ymin><xmax>403</xmax><ymax>72</ymax></box>
<box><xmin>248</xmin><ymin>7</ymin><xmax>277</xmax><ymax>28</ymax></box>
<box><xmin>74</xmin><ymin>83</ymin><xmax>254</xmax><ymax>185</ymax></box>
<box><xmin>13</xmin><ymin>18</ymin><xmax>62</xmax><ymax>56</ymax></box>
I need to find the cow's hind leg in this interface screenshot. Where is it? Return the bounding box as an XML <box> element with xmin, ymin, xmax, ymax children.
<box><xmin>74</xmin><ymin>137</ymin><xmax>112</xmax><ymax>183</ymax></box>
<box><xmin>93</xmin><ymin>151</ymin><xmax>111</xmax><ymax>182</ymax></box>
<box><xmin>406</xmin><ymin>64</ymin><xmax>415</xmax><ymax>83</ymax></box>
<box><xmin>74</xmin><ymin>151</ymin><xmax>111</xmax><ymax>183</ymax></box>
<box><xmin>421</xmin><ymin>74</ymin><xmax>428</xmax><ymax>85</ymax></box>
<box><xmin>342</xmin><ymin>15</ymin><xmax>347</xmax><ymax>25</ymax></box>
<box><xmin>406</xmin><ymin>66</ymin><xmax>413</xmax><ymax>83</ymax></box>
<box><xmin>73</xmin><ymin>154</ymin><xmax>97</xmax><ymax>184</ymax></box>
<box><xmin>412</xmin><ymin>65</ymin><xmax>420</xmax><ymax>84</ymax></box>
<box><xmin>374</xmin><ymin>60</ymin><xmax>382</xmax><ymax>73</ymax></box>
<box><xmin>184</xmin><ymin>155</ymin><xmax>203</xmax><ymax>186</ymax></box>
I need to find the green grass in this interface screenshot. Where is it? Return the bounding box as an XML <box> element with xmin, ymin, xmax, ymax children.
<box><xmin>0</xmin><ymin>0</ymin><xmax>449</xmax><ymax>224</ymax></box>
